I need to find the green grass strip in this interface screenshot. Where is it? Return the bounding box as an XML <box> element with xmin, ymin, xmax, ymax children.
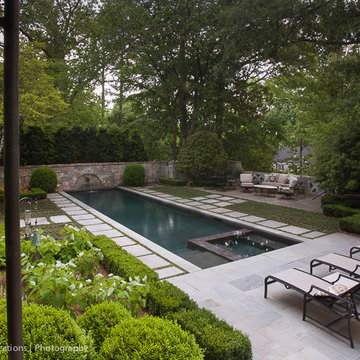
<box><xmin>229</xmin><ymin>201</ymin><xmax>338</xmax><ymax>233</ymax></box>
<box><xmin>149</xmin><ymin>186</ymin><xmax>210</xmax><ymax>198</ymax></box>
<box><xmin>150</xmin><ymin>186</ymin><xmax>339</xmax><ymax>234</ymax></box>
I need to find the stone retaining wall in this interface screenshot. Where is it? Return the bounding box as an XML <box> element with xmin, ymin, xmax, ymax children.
<box><xmin>0</xmin><ymin>162</ymin><xmax>169</xmax><ymax>191</ymax></box>
<box><xmin>0</xmin><ymin>161</ymin><xmax>319</xmax><ymax>194</ymax></box>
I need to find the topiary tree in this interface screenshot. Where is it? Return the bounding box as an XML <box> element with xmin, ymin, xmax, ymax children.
<box><xmin>99</xmin><ymin>315</ymin><xmax>204</xmax><ymax>360</ymax></box>
<box><xmin>176</xmin><ymin>131</ymin><xmax>228</xmax><ymax>180</ymax></box>
<box><xmin>77</xmin><ymin>301</ymin><xmax>132</xmax><ymax>351</ymax></box>
<box><xmin>122</xmin><ymin>164</ymin><xmax>145</xmax><ymax>186</ymax></box>
<box><xmin>30</xmin><ymin>167</ymin><xmax>57</xmax><ymax>193</ymax></box>
<box><xmin>0</xmin><ymin>300</ymin><xmax>95</xmax><ymax>360</ymax></box>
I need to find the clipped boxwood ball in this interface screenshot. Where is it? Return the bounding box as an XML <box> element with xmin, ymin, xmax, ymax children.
<box><xmin>77</xmin><ymin>301</ymin><xmax>132</xmax><ymax>351</ymax></box>
<box><xmin>30</xmin><ymin>167</ymin><xmax>57</xmax><ymax>193</ymax></box>
<box><xmin>122</xmin><ymin>164</ymin><xmax>145</xmax><ymax>186</ymax></box>
<box><xmin>100</xmin><ymin>315</ymin><xmax>204</xmax><ymax>360</ymax></box>
<box><xmin>0</xmin><ymin>301</ymin><xmax>95</xmax><ymax>360</ymax></box>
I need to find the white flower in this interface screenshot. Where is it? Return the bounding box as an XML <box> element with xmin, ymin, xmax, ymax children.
<box><xmin>29</xmin><ymin>281</ymin><xmax>36</xmax><ymax>286</ymax></box>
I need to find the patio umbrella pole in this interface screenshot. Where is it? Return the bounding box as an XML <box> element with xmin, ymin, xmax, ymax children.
<box><xmin>3</xmin><ymin>1</ymin><xmax>23</xmax><ymax>359</ymax></box>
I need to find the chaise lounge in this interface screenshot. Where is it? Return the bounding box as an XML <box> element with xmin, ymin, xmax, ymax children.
<box><xmin>264</xmin><ymin>268</ymin><xmax>360</xmax><ymax>347</ymax></box>
<box><xmin>310</xmin><ymin>253</ymin><xmax>360</xmax><ymax>279</ymax></box>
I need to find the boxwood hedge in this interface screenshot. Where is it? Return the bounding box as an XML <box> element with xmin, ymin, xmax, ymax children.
<box><xmin>159</xmin><ymin>178</ymin><xmax>187</xmax><ymax>186</ymax></box>
<box><xmin>167</xmin><ymin>308</ymin><xmax>252</xmax><ymax>360</ymax></box>
<box><xmin>339</xmin><ymin>214</ymin><xmax>360</xmax><ymax>235</ymax></box>
<box><xmin>92</xmin><ymin>235</ymin><xmax>253</xmax><ymax>360</ymax></box>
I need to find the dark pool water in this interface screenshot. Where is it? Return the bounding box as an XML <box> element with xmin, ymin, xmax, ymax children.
<box><xmin>69</xmin><ymin>189</ymin><xmax>291</xmax><ymax>268</ymax></box>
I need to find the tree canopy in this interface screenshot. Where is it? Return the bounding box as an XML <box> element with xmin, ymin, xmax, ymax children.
<box><xmin>0</xmin><ymin>0</ymin><xmax>359</xmax><ymax>192</ymax></box>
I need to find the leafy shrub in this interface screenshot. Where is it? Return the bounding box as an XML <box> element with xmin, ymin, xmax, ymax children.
<box><xmin>339</xmin><ymin>214</ymin><xmax>360</xmax><ymax>235</ymax></box>
<box><xmin>168</xmin><ymin>308</ymin><xmax>252</xmax><ymax>360</ymax></box>
<box><xmin>0</xmin><ymin>300</ymin><xmax>95</xmax><ymax>360</ymax></box>
<box><xmin>176</xmin><ymin>131</ymin><xmax>228</xmax><ymax>180</ymax></box>
<box><xmin>91</xmin><ymin>235</ymin><xmax>159</xmax><ymax>282</ymax></box>
<box><xmin>146</xmin><ymin>280</ymin><xmax>197</xmax><ymax>317</ymax></box>
<box><xmin>344</xmin><ymin>195</ymin><xmax>360</xmax><ymax>209</ymax></box>
<box><xmin>78</xmin><ymin>301</ymin><xmax>132</xmax><ymax>351</ymax></box>
<box><xmin>30</xmin><ymin>167</ymin><xmax>57</xmax><ymax>193</ymax></box>
<box><xmin>322</xmin><ymin>204</ymin><xmax>360</xmax><ymax>218</ymax></box>
<box><xmin>100</xmin><ymin>315</ymin><xmax>204</xmax><ymax>360</ymax></box>
<box><xmin>0</xmin><ymin>233</ymin><xmax>4</xmax><ymax>268</ymax></box>
<box><xmin>122</xmin><ymin>164</ymin><xmax>145</xmax><ymax>186</ymax></box>
<box><xmin>192</xmin><ymin>179</ymin><xmax>216</xmax><ymax>187</ymax></box>
<box><xmin>21</xmin><ymin>227</ymin><xmax>149</xmax><ymax>315</ymax></box>
<box><xmin>159</xmin><ymin>178</ymin><xmax>187</xmax><ymax>186</ymax></box>
<box><xmin>0</xmin><ymin>187</ymin><xmax>46</xmax><ymax>201</ymax></box>
<box><xmin>312</xmin><ymin>117</ymin><xmax>360</xmax><ymax>194</ymax></box>
<box><xmin>320</xmin><ymin>195</ymin><xmax>343</xmax><ymax>207</ymax></box>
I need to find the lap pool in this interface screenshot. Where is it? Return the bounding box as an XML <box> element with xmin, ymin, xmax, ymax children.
<box><xmin>69</xmin><ymin>188</ymin><xmax>294</xmax><ymax>269</ymax></box>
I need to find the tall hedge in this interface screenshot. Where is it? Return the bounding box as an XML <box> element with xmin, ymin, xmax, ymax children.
<box><xmin>18</xmin><ymin>126</ymin><xmax>147</xmax><ymax>165</ymax></box>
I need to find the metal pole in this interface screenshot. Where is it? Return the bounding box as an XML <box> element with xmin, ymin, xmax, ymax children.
<box><xmin>3</xmin><ymin>0</ymin><xmax>23</xmax><ymax>359</ymax></box>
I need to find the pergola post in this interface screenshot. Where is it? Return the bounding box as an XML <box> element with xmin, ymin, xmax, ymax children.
<box><xmin>3</xmin><ymin>0</ymin><xmax>23</xmax><ymax>359</ymax></box>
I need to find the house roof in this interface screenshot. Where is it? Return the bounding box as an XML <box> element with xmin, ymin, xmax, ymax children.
<box><xmin>274</xmin><ymin>146</ymin><xmax>311</xmax><ymax>162</ymax></box>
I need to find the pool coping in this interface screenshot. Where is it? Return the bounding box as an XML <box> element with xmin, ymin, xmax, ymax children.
<box><xmin>60</xmin><ymin>187</ymin><xmax>326</xmax><ymax>277</ymax></box>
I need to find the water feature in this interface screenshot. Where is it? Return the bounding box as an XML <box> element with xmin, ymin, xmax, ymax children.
<box><xmin>69</xmin><ymin>188</ymin><xmax>295</xmax><ymax>268</ymax></box>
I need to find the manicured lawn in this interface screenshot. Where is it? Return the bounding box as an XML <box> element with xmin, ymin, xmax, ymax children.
<box><xmin>149</xmin><ymin>186</ymin><xmax>210</xmax><ymax>198</ymax></box>
<box><xmin>227</xmin><ymin>201</ymin><xmax>339</xmax><ymax>234</ymax></box>
<box><xmin>149</xmin><ymin>185</ymin><xmax>339</xmax><ymax>234</ymax></box>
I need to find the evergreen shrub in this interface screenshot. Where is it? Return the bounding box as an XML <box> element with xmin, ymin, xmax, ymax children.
<box><xmin>168</xmin><ymin>308</ymin><xmax>252</xmax><ymax>360</ymax></box>
<box><xmin>146</xmin><ymin>280</ymin><xmax>197</xmax><ymax>317</ymax></box>
<box><xmin>322</xmin><ymin>204</ymin><xmax>360</xmax><ymax>218</ymax></box>
<box><xmin>339</xmin><ymin>214</ymin><xmax>360</xmax><ymax>235</ymax></box>
<box><xmin>100</xmin><ymin>315</ymin><xmax>204</xmax><ymax>360</ymax></box>
<box><xmin>0</xmin><ymin>300</ymin><xmax>95</xmax><ymax>360</ymax></box>
<box><xmin>122</xmin><ymin>164</ymin><xmax>145</xmax><ymax>186</ymax></box>
<box><xmin>78</xmin><ymin>301</ymin><xmax>132</xmax><ymax>351</ymax></box>
<box><xmin>0</xmin><ymin>187</ymin><xmax>46</xmax><ymax>201</ymax></box>
<box><xmin>91</xmin><ymin>236</ymin><xmax>158</xmax><ymax>282</ymax></box>
<box><xmin>320</xmin><ymin>195</ymin><xmax>343</xmax><ymax>207</ymax></box>
<box><xmin>159</xmin><ymin>178</ymin><xmax>187</xmax><ymax>186</ymax></box>
<box><xmin>30</xmin><ymin>167</ymin><xmax>57</xmax><ymax>193</ymax></box>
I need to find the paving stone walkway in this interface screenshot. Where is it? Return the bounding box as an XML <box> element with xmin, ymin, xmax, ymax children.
<box><xmin>47</xmin><ymin>192</ymin><xmax>188</xmax><ymax>280</ymax></box>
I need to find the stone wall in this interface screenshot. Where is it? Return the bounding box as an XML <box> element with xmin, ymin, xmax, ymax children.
<box><xmin>0</xmin><ymin>162</ymin><xmax>169</xmax><ymax>191</ymax></box>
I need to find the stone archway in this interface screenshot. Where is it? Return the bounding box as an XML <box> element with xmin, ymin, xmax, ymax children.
<box><xmin>73</xmin><ymin>173</ymin><xmax>102</xmax><ymax>191</ymax></box>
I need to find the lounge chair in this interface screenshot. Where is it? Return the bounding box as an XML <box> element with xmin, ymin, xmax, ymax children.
<box><xmin>239</xmin><ymin>174</ymin><xmax>254</xmax><ymax>192</ymax></box>
<box><xmin>264</xmin><ymin>268</ymin><xmax>360</xmax><ymax>347</ymax></box>
<box><xmin>310</xmin><ymin>253</ymin><xmax>360</xmax><ymax>278</ymax></box>
<box><xmin>350</xmin><ymin>246</ymin><xmax>360</xmax><ymax>258</ymax></box>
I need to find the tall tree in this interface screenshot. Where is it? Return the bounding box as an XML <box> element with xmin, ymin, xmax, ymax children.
<box><xmin>0</xmin><ymin>42</ymin><xmax>68</xmax><ymax>153</ymax></box>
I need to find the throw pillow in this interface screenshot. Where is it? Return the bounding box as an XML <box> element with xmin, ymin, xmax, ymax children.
<box><xmin>269</xmin><ymin>175</ymin><xmax>276</xmax><ymax>182</ymax></box>
<box><xmin>263</xmin><ymin>174</ymin><xmax>269</xmax><ymax>182</ymax></box>
<box><xmin>278</xmin><ymin>174</ymin><xmax>289</xmax><ymax>184</ymax></box>
<box><xmin>240</xmin><ymin>174</ymin><xmax>253</xmax><ymax>183</ymax></box>
<box><xmin>289</xmin><ymin>178</ymin><xmax>297</xmax><ymax>188</ymax></box>
<box><xmin>315</xmin><ymin>283</ymin><xmax>348</xmax><ymax>297</ymax></box>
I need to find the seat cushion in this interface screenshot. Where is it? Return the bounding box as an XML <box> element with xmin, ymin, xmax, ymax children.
<box><xmin>278</xmin><ymin>174</ymin><xmax>289</xmax><ymax>184</ymax></box>
<box><xmin>240</xmin><ymin>174</ymin><xmax>253</xmax><ymax>183</ymax></box>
